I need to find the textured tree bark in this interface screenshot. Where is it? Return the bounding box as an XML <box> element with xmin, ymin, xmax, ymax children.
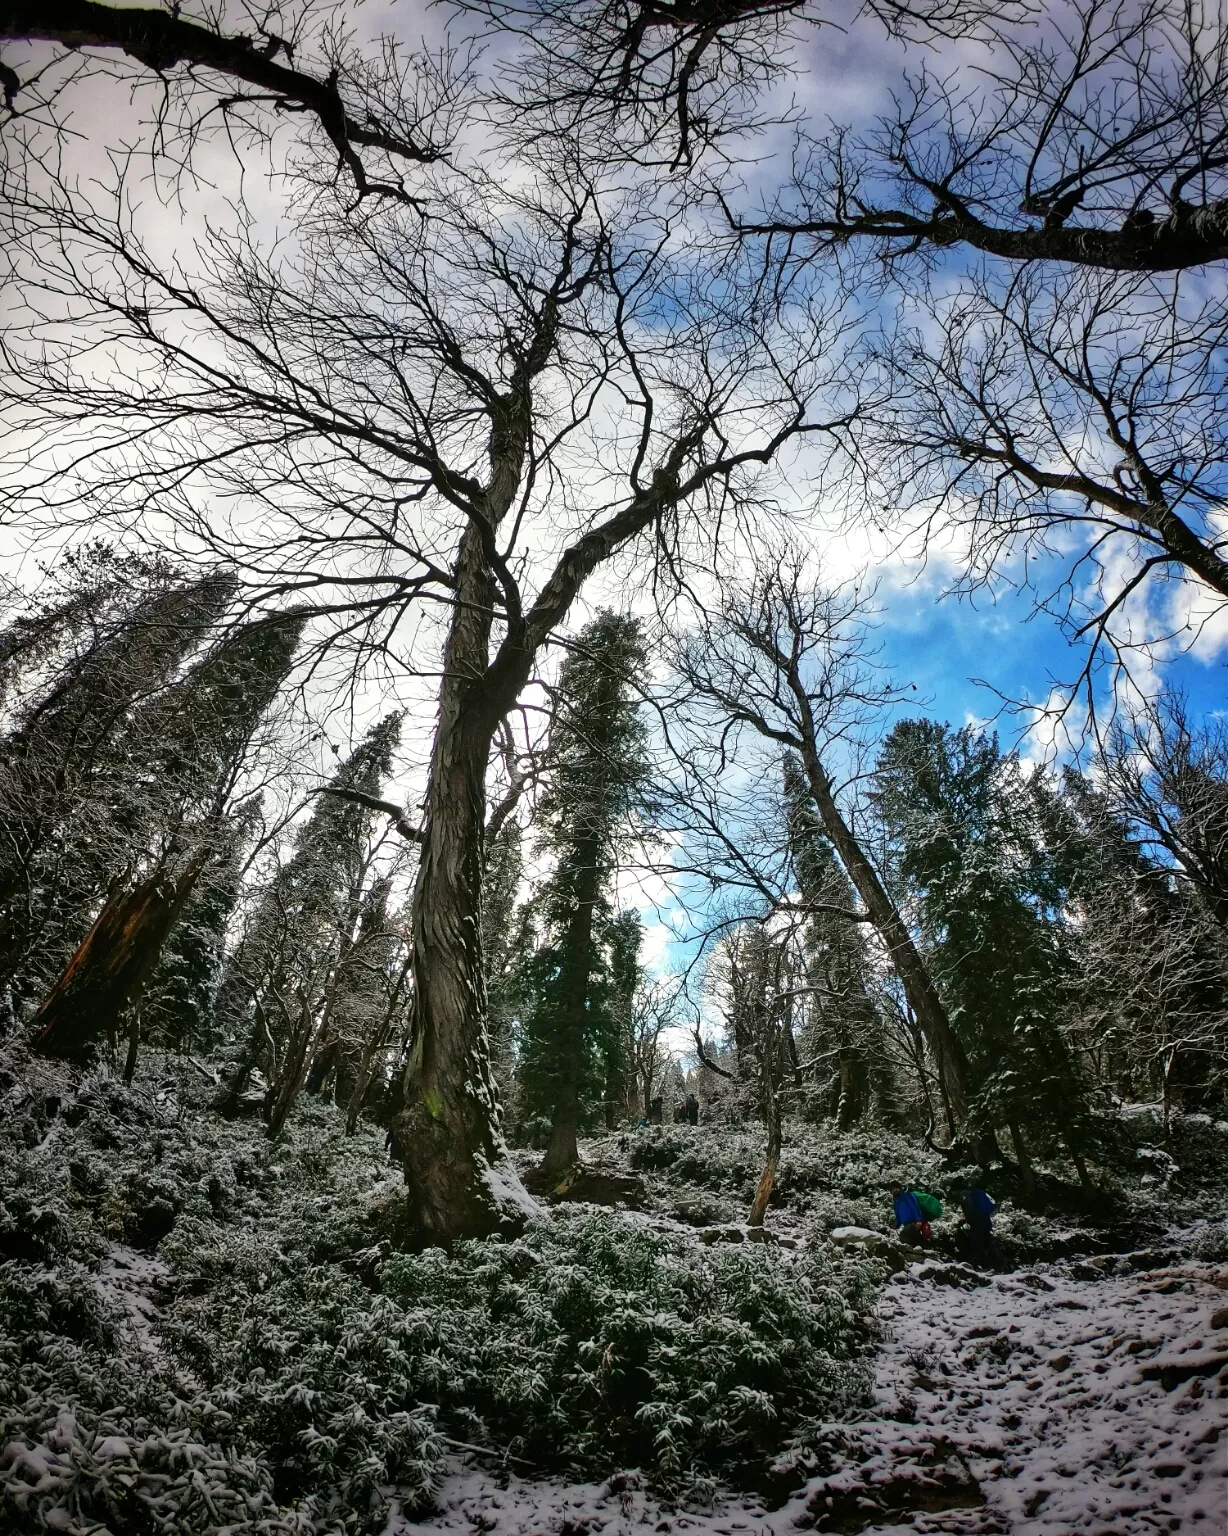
<box><xmin>394</xmin><ymin>529</ymin><xmax>535</xmax><ymax>1241</ymax></box>
<box><xmin>796</xmin><ymin>743</ymin><xmax>970</xmax><ymax>1129</ymax></box>
<box><xmin>835</xmin><ymin>1045</ymin><xmax>867</xmax><ymax>1129</ymax></box>
<box><xmin>30</xmin><ymin>859</ymin><xmax>203</xmax><ymax>1063</ymax></box>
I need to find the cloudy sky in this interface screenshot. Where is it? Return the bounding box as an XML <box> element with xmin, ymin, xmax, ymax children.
<box><xmin>2</xmin><ymin>0</ymin><xmax>1225</xmax><ymax>1011</ymax></box>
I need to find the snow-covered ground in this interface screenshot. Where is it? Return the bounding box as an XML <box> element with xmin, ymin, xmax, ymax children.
<box><xmin>390</xmin><ymin>1249</ymin><xmax>1228</xmax><ymax>1535</ymax></box>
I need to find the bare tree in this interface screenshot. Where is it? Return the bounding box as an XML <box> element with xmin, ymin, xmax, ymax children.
<box><xmin>463</xmin><ymin>0</ymin><xmax>1002</xmax><ymax>171</ymax></box>
<box><xmin>0</xmin><ymin>121</ymin><xmax>848</xmax><ymax>1235</ymax></box>
<box><xmin>670</xmin><ymin>547</ymin><xmax>972</xmax><ymax>1130</ymax></box>
<box><xmin>1098</xmin><ymin>691</ymin><xmax>1228</xmax><ymax>929</ymax></box>
<box><xmin>838</xmin><ymin>263</ymin><xmax>1228</xmax><ymax>709</ymax></box>
<box><xmin>731</xmin><ymin>0</ymin><xmax>1228</xmax><ymax>273</ymax></box>
<box><xmin>0</xmin><ymin>0</ymin><xmax>465</xmax><ymax>206</ymax></box>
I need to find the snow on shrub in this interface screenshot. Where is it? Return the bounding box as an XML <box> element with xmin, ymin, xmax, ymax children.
<box><xmin>0</xmin><ymin>1053</ymin><xmax>877</xmax><ymax>1532</ymax></box>
<box><xmin>379</xmin><ymin>1211</ymin><xmax>877</xmax><ymax>1481</ymax></box>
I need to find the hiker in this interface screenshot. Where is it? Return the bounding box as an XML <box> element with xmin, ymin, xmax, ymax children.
<box><xmin>955</xmin><ymin>1184</ymin><xmax>996</xmax><ymax>1265</ymax></box>
<box><xmin>888</xmin><ymin>1180</ymin><xmax>929</xmax><ymax>1246</ymax></box>
<box><xmin>685</xmin><ymin>1092</ymin><xmax>699</xmax><ymax>1126</ymax></box>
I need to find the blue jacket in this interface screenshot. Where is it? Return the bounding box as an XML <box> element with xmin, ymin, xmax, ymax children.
<box><xmin>892</xmin><ymin>1189</ymin><xmax>925</xmax><ymax>1227</ymax></box>
<box><xmin>960</xmin><ymin>1188</ymin><xmax>996</xmax><ymax>1223</ymax></box>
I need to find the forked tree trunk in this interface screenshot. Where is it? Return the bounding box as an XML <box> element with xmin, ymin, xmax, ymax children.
<box><xmin>265</xmin><ymin>989</ymin><xmax>321</xmax><ymax>1139</ymax></box>
<box><xmin>30</xmin><ymin>858</ymin><xmax>205</xmax><ymax>1063</ymax></box>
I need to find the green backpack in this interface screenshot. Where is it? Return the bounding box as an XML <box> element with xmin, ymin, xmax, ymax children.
<box><xmin>913</xmin><ymin>1189</ymin><xmax>943</xmax><ymax>1220</ymax></box>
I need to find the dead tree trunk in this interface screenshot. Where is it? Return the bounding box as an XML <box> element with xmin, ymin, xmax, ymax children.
<box><xmin>747</xmin><ymin>1073</ymin><xmax>782</xmax><ymax>1229</ymax></box>
<box><xmin>30</xmin><ymin>859</ymin><xmax>205</xmax><ymax>1063</ymax></box>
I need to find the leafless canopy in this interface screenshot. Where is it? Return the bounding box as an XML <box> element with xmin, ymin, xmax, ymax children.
<box><xmin>0</xmin><ymin>0</ymin><xmax>467</xmax><ymax>205</ymax></box>
<box><xmin>833</xmin><ymin>262</ymin><xmax>1228</xmax><ymax>711</ymax></box>
<box><xmin>732</xmin><ymin>0</ymin><xmax>1228</xmax><ymax>273</ymax></box>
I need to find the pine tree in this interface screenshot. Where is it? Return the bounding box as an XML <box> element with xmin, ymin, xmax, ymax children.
<box><xmin>873</xmin><ymin>720</ymin><xmax>1090</xmax><ymax>1185</ymax></box>
<box><xmin>517</xmin><ymin>613</ymin><xmax>649</xmax><ymax>1174</ymax></box>
<box><xmin>0</xmin><ymin>558</ymin><xmax>236</xmax><ymax>1006</ymax></box>
<box><xmin>215</xmin><ymin>714</ymin><xmax>401</xmax><ymax>1122</ymax></box>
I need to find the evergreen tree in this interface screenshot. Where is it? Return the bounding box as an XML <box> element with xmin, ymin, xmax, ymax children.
<box><xmin>872</xmin><ymin>720</ymin><xmax>1091</xmax><ymax>1184</ymax></box>
<box><xmin>0</xmin><ymin>557</ymin><xmax>236</xmax><ymax>1006</ymax></box>
<box><xmin>517</xmin><ymin>613</ymin><xmax>649</xmax><ymax>1174</ymax></box>
<box><xmin>215</xmin><ymin>714</ymin><xmax>402</xmax><ymax>1120</ymax></box>
<box><xmin>601</xmin><ymin>908</ymin><xmax>642</xmax><ymax>1128</ymax></box>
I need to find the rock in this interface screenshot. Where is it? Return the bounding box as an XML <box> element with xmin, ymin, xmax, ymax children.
<box><xmin>1048</xmin><ymin>1353</ymin><xmax>1071</xmax><ymax>1371</ymax></box>
<box><xmin>830</xmin><ymin>1225</ymin><xmax>891</xmax><ymax>1253</ymax></box>
<box><xmin>698</xmin><ymin>1224</ymin><xmax>745</xmax><ymax>1244</ymax></box>
<box><xmin>525</xmin><ymin>1164</ymin><xmax>647</xmax><ymax>1208</ymax></box>
<box><xmin>1138</xmin><ymin>1350</ymin><xmax>1228</xmax><ymax>1390</ymax></box>
<box><xmin>1210</xmin><ymin>1307</ymin><xmax>1228</xmax><ymax>1329</ymax></box>
<box><xmin>910</xmin><ymin>1260</ymin><xmax>990</xmax><ymax>1288</ymax></box>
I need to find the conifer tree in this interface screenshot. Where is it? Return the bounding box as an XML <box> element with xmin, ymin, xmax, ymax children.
<box><xmin>0</xmin><ymin>558</ymin><xmax>236</xmax><ymax>1006</ymax></box>
<box><xmin>872</xmin><ymin>720</ymin><xmax>1091</xmax><ymax>1184</ymax></box>
<box><xmin>602</xmin><ymin>908</ymin><xmax>642</xmax><ymax>1128</ymax></box>
<box><xmin>517</xmin><ymin>613</ymin><xmax>649</xmax><ymax>1174</ymax></box>
<box><xmin>215</xmin><ymin>714</ymin><xmax>401</xmax><ymax>1120</ymax></box>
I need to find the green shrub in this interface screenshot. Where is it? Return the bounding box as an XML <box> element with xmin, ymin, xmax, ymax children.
<box><xmin>0</xmin><ymin>1056</ymin><xmax>879</xmax><ymax>1533</ymax></box>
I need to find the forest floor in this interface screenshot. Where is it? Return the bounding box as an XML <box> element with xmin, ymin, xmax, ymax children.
<box><xmin>3</xmin><ymin>1051</ymin><xmax>1228</xmax><ymax>1534</ymax></box>
<box><xmin>393</xmin><ymin>1244</ymin><xmax>1228</xmax><ymax>1536</ymax></box>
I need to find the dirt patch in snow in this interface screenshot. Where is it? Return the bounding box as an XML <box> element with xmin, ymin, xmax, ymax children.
<box><xmin>390</xmin><ymin>1251</ymin><xmax>1228</xmax><ymax>1536</ymax></box>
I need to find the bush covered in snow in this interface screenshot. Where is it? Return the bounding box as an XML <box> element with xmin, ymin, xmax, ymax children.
<box><xmin>0</xmin><ymin>1050</ymin><xmax>878</xmax><ymax>1533</ymax></box>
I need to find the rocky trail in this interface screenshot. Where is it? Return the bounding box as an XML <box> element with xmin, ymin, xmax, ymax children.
<box><xmin>392</xmin><ymin>1245</ymin><xmax>1228</xmax><ymax>1536</ymax></box>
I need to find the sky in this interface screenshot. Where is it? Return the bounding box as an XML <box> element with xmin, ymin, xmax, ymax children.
<box><xmin>1</xmin><ymin>0</ymin><xmax>1226</xmax><ymax>1031</ymax></box>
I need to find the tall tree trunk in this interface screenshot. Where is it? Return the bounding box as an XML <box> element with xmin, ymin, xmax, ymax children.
<box><xmin>394</xmin><ymin>528</ymin><xmax>535</xmax><ymax>1240</ymax></box>
<box><xmin>796</xmin><ymin>744</ymin><xmax>970</xmax><ymax>1130</ymax></box>
<box><xmin>835</xmin><ymin>1043</ymin><xmax>866</xmax><ymax>1129</ymax></box>
<box><xmin>305</xmin><ymin>1034</ymin><xmax>339</xmax><ymax>1095</ymax></box>
<box><xmin>30</xmin><ymin>858</ymin><xmax>205</xmax><ymax>1062</ymax></box>
<box><xmin>122</xmin><ymin>1005</ymin><xmax>141</xmax><ymax>1085</ymax></box>
<box><xmin>1009</xmin><ymin>1120</ymin><xmax>1037</xmax><ymax>1202</ymax></box>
